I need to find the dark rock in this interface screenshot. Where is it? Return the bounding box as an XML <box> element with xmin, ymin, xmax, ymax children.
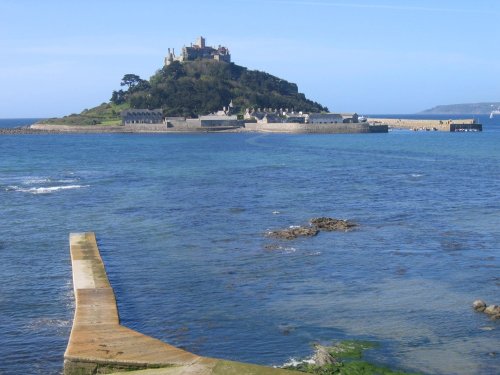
<box><xmin>473</xmin><ymin>299</ymin><xmax>487</xmax><ymax>312</ymax></box>
<box><xmin>310</xmin><ymin>217</ymin><xmax>357</xmax><ymax>231</ymax></box>
<box><xmin>267</xmin><ymin>226</ymin><xmax>318</xmax><ymax>240</ymax></box>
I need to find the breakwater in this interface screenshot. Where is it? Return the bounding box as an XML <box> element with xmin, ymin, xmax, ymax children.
<box><xmin>244</xmin><ymin>122</ymin><xmax>388</xmax><ymax>133</ymax></box>
<box><xmin>21</xmin><ymin>122</ymin><xmax>388</xmax><ymax>134</ymax></box>
<box><xmin>65</xmin><ymin>232</ymin><xmax>296</xmax><ymax>375</ymax></box>
<box><xmin>368</xmin><ymin>117</ymin><xmax>481</xmax><ymax>131</ymax></box>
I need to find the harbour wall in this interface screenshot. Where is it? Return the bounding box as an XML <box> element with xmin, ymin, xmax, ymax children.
<box><xmin>244</xmin><ymin>122</ymin><xmax>388</xmax><ymax>133</ymax></box>
<box><xmin>31</xmin><ymin>123</ymin><xmax>240</xmax><ymax>133</ymax></box>
<box><xmin>367</xmin><ymin>118</ymin><xmax>479</xmax><ymax>131</ymax></box>
<box><xmin>31</xmin><ymin>122</ymin><xmax>390</xmax><ymax>134</ymax></box>
<box><xmin>65</xmin><ymin>232</ymin><xmax>296</xmax><ymax>375</ymax></box>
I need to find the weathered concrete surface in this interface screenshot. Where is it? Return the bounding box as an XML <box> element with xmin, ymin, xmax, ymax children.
<box><xmin>65</xmin><ymin>233</ymin><xmax>296</xmax><ymax>375</ymax></box>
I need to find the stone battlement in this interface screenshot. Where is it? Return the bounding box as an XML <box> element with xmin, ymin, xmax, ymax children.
<box><xmin>165</xmin><ymin>36</ymin><xmax>231</xmax><ymax>66</ymax></box>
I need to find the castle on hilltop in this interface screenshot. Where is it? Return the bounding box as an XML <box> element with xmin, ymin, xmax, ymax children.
<box><xmin>165</xmin><ymin>36</ymin><xmax>231</xmax><ymax>66</ymax></box>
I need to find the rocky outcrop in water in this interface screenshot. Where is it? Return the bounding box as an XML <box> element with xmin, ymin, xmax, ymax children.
<box><xmin>310</xmin><ymin>217</ymin><xmax>357</xmax><ymax>231</ymax></box>
<box><xmin>267</xmin><ymin>226</ymin><xmax>319</xmax><ymax>240</ymax></box>
<box><xmin>267</xmin><ymin>217</ymin><xmax>357</xmax><ymax>242</ymax></box>
<box><xmin>473</xmin><ymin>300</ymin><xmax>500</xmax><ymax>320</ymax></box>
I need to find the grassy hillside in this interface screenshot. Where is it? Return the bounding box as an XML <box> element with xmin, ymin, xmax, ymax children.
<box><xmin>42</xmin><ymin>102</ymin><xmax>129</xmax><ymax>125</ymax></box>
<box><xmin>42</xmin><ymin>60</ymin><xmax>327</xmax><ymax>124</ymax></box>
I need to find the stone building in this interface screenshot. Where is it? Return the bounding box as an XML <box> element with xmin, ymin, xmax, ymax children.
<box><xmin>244</xmin><ymin>108</ymin><xmax>307</xmax><ymax>123</ymax></box>
<box><xmin>165</xmin><ymin>36</ymin><xmax>231</xmax><ymax>66</ymax></box>
<box><xmin>244</xmin><ymin>108</ymin><xmax>359</xmax><ymax>125</ymax></box>
<box><xmin>307</xmin><ymin>113</ymin><xmax>344</xmax><ymax>124</ymax></box>
<box><xmin>121</xmin><ymin>109</ymin><xmax>163</xmax><ymax>125</ymax></box>
<box><xmin>340</xmin><ymin>113</ymin><xmax>359</xmax><ymax>123</ymax></box>
<box><xmin>306</xmin><ymin>113</ymin><xmax>359</xmax><ymax>124</ymax></box>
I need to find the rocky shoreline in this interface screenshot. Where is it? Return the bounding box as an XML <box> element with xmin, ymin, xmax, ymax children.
<box><xmin>0</xmin><ymin>126</ymin><xmax>58</xmax><ymax>135</ymax></box>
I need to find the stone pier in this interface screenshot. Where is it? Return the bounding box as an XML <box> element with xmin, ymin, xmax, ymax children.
<box><xmin>367</xmin><ymin>117</ymin><xmax>482</xmax><ymax>132</ymax></box>
<box><xmin>65</xmin><ymin>232</ymin><xmax>296</xmax><ymax>375</ymax></box>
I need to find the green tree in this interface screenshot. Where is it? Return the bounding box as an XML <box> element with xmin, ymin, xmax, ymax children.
<box><xmin>110</xmin><ymin>89</ymin><xmax>126</xmax><ymax>105</ymax></box>
<box><xmin>120</xmin><ymin>74</ymin><xmax>142</xmax><ymax>89</ymax></box>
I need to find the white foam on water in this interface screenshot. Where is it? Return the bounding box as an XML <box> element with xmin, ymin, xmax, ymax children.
<box><xmin>23</xmin><ymin>177</ymin><xmax>51</xmax><ymax>185</ymax></box>
<box><xmin>307</xmin><ymin>251</ymin><xmax>322</xmax><ymax>256</ymax></box>
<box><xmin>410</xmin><ymin>173</ymin><xmax>424</xmax><ymax>178</ymax></box>
<box><xmin>280</xmin><ymin>356</ymin><xmax>315</xmax><ymax>368</ymax></box>
<box><xmin>272</xmin><ymin>210</ymin><xmax>281</xmax><ymax>214</ymax></box>
<box><xmin>55</xmin><ymin>178</ymin><xmax>79</xmax><ymax>183</ymax></box>
<box><xmin>8</xmin><ymin>185</ymin><xmax>89</xmax><ymax>194</ymax></box>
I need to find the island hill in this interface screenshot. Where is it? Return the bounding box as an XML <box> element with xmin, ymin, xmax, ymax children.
<box><xmin>32</xmin><ymin>36</ymin><xmax>480</xmax><ymax>134</ymax></box>
<box><xmin>35</xmin><ymin>36</ymin><xmax>386</xmax><ymax>134</ymax></box>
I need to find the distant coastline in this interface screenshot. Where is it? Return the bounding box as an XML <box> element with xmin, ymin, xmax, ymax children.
<box><xmin>419</xmin><ymin>102</ymin><xmax>500</xmax><ymax>115</ymax></box>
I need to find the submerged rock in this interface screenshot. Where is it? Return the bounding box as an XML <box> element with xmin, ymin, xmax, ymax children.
<box><xmin>264</xmin><ymin>243</ymin><xmax>282</xmax><ymax>250</ymax></box>
<box><xmin>310</xmin><ymin>217</ymin><xmax>357</xmax><ymax>231</ymax></box>
<box><xmin>473</xmin><ymin>299</ymin><xmax>487</xmax><ymax>312</ymax></box>
<box><xmin>267</xmin><ymin>226</ymin><xmax>319</xmax><ymax>240</ymax></box>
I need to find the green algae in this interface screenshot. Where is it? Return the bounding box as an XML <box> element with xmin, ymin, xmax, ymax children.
<box><xmin>326</xmin><ymin>340</ymin><xmax>378</xmax><ymax>360</ymax></box>
<box><xmin>283</xmin><ymin>341</ymin><xmax>421</xmax><ymax>375</ymax></box>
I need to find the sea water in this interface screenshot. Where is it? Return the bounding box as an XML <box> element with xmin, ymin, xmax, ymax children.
<box><xmin>0</xmin><ymin>116</ymin><xmax>499</xmax><ymax>374</ymax></box>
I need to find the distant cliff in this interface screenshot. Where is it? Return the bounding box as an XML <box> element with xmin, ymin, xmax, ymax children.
<box><xmin>41</xmin><ymin>60</ymin><xmax>328</xmax><ymax>125</ymax></box>
<box><xmin>419</xmin><ymin>102</ymin><xmax>500</xmax><ymax>115</ymax></box>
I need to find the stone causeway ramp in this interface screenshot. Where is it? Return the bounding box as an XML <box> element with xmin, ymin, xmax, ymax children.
<box><xmin>65</xmin><ymin>232</ymin><xmax>296</xmax><ymax>375</ymax></box>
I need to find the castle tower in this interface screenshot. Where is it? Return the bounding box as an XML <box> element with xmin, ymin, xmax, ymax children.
<box><xmin>164</xmin><ymin>48</ymin><xmax>175</xmax><ymax>66</ymax></box>
<box><xmin>195</xmin><ymin>36</ymin><xmax>206</xmax><ymax>48</ymax></box>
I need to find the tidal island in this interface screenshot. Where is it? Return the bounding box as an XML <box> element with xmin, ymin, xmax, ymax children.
<box><xmin>27</xmin><ymin>36</ymin><xmax>384</xmax><ymax>134</ymax></box>
<box><xmin>26</xmin><ymin>36</ymin><xmax>479</xmax><ymax>134</ymax></box>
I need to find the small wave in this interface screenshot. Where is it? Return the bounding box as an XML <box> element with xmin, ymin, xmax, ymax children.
<box><xmin>280</xmin><ymin>356</ymin><xmax>315</xmax><ymax>368</ymax></box>
<box><xmin>26</xmin><ymin>317</ymin><xmax>72</xmax><ymax>330</ymax></box>
<box><xmin>410</xmin><ymin>173</ymin><xmax>424</xmax><ymax>178</ymax></box>
<box><xmin>23</xmin><ymin>177</ymin><xmax>51</xmax><ymax>185</ymax></box>
<box><xmin>272</xmin><ymin>211</ymin><xmax>281</xmax><ymax>215</ymax></box>
<box><xmin>307</xmin><ymin>251</ymin><xmax>322</xmax><ymax>256</ymax></box>
<box><xmin>7</xmin><ymin>185</ymin><xmax>89</xmax><ymax>194</ymax></box>
<box><xmin>265</xmin><ymin>244</ymin><xmax>297</xmax><ymax>253</ymax></box>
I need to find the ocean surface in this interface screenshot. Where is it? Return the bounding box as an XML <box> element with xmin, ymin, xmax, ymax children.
<box><xmin>0</xmin><ymin>116</ymin><xmax>499</xmax><ymax>374</ymax></box>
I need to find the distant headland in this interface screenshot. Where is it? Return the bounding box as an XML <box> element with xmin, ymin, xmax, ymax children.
<box><xmin>420</xmin><ymin>102</ymin><xmax>500</xmax><ymax>115</ymax></box>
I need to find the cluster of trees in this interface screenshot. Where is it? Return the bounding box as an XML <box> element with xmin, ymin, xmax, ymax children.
<box><xmin>111</xmin><ymin>60</ymin><xmax>328</xmax><ymax>117</ymax></box>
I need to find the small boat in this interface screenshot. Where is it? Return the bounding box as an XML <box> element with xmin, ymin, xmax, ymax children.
<box><xmin>490</xmin><ymin>109</ymin><xmax>500</xmax><ymax>119</ymax></box>
<box><xmin>490</xmin><ymin>109</ymin><xmax>500</xmax><ymax>118</ymax></box>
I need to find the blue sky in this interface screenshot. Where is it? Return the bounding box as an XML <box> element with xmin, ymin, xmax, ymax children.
<box><xmin>1</xmin><ymin>0</ymin><xmax>499</xmax><ymax>117</ymax></box>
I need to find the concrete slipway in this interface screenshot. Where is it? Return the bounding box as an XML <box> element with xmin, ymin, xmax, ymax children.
<box><xmin>65</xmin><ymin>232</ymin><xmax>297</xmax><ymax>375</ymax></box>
